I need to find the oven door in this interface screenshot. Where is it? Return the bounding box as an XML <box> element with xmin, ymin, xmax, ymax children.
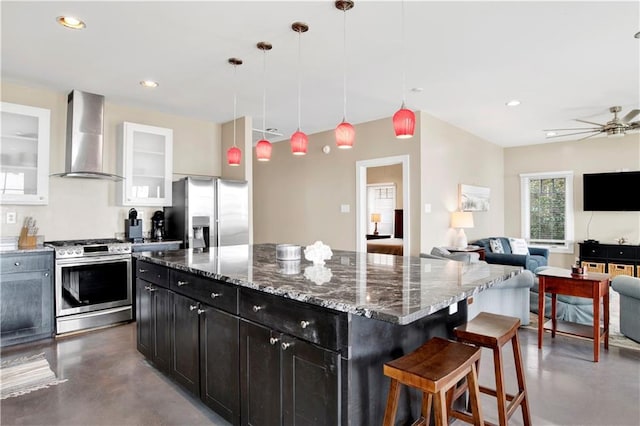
<box><xmin>55</xmin><ymin>254</ymin><xmax>132</xmax><ymax>317</ymax></box>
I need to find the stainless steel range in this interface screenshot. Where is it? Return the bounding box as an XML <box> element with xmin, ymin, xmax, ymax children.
<box><xmin>46</xmin><ymin>239</ymin><xmax>132</xmax><ymax>334</ymax></box>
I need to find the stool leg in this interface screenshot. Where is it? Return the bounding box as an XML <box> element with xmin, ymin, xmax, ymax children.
<box><xmin>383</xmin><ymin>379</ymin><xmax>401</xmax><ymax>426</ymax></box>
<box><xmin>492</xmin><ymin>347</ymin><xmax>508</xmax><ymax>426</ymax></box>
<box><xmin>421</xmin><ymin>392</ymin><xmax>432</xmax><ymax>425</ymax></box>
<box><xmin>433</xmin><ymin>390</ymin><xmax>448</xmax><ymax>426</ymax></box>
<box><xmin>512</xmin><ymin>332</ymin><xmax>532</xmax><ymax>426</ymax></box>
<box><xmin>467</xmin><ymin>362</ymin><xmax>485</xmax><ymax>426</ymax></box>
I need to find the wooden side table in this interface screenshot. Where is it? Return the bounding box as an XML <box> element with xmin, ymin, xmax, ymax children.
<box><xmin>536</xmin><ymin>268</ymin><xmax>610</xmax><ymax>362</ymax></box>
<box><xmin>444</xmin><ymin>245</ymin><xmax>486</xmax><ymax>261</ymax></box>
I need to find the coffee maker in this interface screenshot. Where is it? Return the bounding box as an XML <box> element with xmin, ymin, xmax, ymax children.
<box><xmin>124</xmin><ymin>208</ymin><xmax>143</xmax><ymax>243</ymax></box>
<box><xmin>151</xmin><ymin>210</ymin><xmax>165</xmax><ymax>241</ymax></box>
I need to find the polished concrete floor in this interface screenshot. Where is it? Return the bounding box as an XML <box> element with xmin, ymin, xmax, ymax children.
<box><xmin>1</xmin><ymin>322</ymin><xmax>639</xmax><ymax>426</ymax></box>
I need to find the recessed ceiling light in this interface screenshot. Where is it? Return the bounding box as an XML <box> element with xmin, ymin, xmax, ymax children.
<box><xmin>265</xmin><ymin>128</ymin><xmax>278</xmax><ymax>133</ymax></box>
<box><xmin>506</xmin><ymin>99</ymin><xmax>521</xmax><ymax>107</ymax></box>
<box><xmin>546</xmin><ymin>131</ymin><xmax>558</xmax><ymax>137</ymax></box>
<box><xmin>140</xmin><ymin>80</ymin><xmax>159</xmax><ymax>88</ymax></box>
<box><xmin>56</xmin><ymin>16</ymin><xmax>86</xmax><ymax>30</ymax></box>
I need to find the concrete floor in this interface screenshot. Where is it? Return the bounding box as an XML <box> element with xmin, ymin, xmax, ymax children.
<box><xmin>1</xmin><ymin>322</ymin><xmax>639</xmax><ymax>426</ymax></box>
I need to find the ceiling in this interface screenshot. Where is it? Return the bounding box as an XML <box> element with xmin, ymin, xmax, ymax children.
<box><xmin>2</xmin><ymin>1</ymin><xmax>639</xmax><ymax>147</ymax></box>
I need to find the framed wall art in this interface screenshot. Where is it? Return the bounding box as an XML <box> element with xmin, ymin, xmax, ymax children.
<box><xmin>459</xmin><ymin>184</ymin><xmax>490</xmax><ymax>211</ymax></box>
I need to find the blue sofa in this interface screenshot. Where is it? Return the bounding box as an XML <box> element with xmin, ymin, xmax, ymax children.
<box><xmin>612</xmin><ymin>275</ymin><xmax>640</xmax><ymax>343</ymax></box>
<box><xmin>472</xmin><ymin>237</ymin><xmax>549</xmax><ymax>271</ymax></box>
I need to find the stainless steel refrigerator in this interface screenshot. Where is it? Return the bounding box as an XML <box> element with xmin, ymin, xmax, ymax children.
<box><xmin>165</xmin><ymin>176</ymin><xmax>249</xmax><ymax>248</ymax></box>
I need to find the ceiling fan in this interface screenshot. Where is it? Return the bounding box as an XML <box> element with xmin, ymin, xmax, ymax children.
<box><xmin>544</xmin><ymin>106</ymin><xmax>640</xmax><ymax>141</ymax></box>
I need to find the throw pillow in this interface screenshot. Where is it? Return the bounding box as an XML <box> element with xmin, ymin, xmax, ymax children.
<box><xmin>489</xmin><ymin>239</ymin><xmax>505</xmax><ymax>253</ymax></box>
<box><xmin>509</xmin><ymin>237</ymin><xmax>529</xmax><ymax>255</ymax></box>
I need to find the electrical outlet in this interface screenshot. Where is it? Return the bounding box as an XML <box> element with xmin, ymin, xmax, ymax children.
<box><xmin>6</xmin><ymin>211</ymin><xmax>17</xmax><ymax>224</ymax></box>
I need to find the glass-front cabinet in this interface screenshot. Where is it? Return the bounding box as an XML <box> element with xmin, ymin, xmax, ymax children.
<box><xmin>118</xmin><ymin>122</ymin><xmax>173</xmax><ymax>206</ymax></box>
<box><xmin>0</xmin><ymin>102</ymin><xmax>50</xmax><ymax>205</ymax></box>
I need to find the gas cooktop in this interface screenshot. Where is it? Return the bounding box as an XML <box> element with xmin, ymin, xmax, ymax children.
<box><xmin>45</xmin><ymin>238</ymin><xmax>131</xmax><ymax>258</ymax></box>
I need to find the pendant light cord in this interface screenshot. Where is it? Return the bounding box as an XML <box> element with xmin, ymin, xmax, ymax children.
<box><xmin>262</xmin><ymin>48</ymin><xmax>267</xmax><ymax>139</ymax></box>
<box><xmin>342</xmin><ymin>8</ymin><xmax>347</xmax><ymax>121</ymax></box>
<box><xmin>401</xmin><ymin>0</ymin><xmax>406</xmax><ymax>106</ymax></box>
<box><xmin>297</xmin><ymin>29</ymin><xmax>302</xmax><ymax>130</ymax></box>
<box><xmin>233</xmin><ymin>64</ymin><xmax>237</xmax><ymax>147</ymax></box>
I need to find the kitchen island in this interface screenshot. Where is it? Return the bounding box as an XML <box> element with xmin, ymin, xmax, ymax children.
<box><xmin>133</xmin><ymin>244</ymin><xmax>522</xmax><ymax>425</ymax></box>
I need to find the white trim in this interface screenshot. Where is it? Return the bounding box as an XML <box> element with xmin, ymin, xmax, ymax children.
<box><xmin>520</xmin><ymin>171</ymin><xmax>574</xmax><ymax>254</ymax></box>
<box><xmin>356</xmin><ymin>155</ymin><xmax>410</xmax><ymax>255</ymax></box>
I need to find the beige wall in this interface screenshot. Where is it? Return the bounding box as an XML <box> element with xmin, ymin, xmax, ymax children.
<box><xmin>252</xmin><ymin>116</ymin><xmax>421</xmax><ymax>255</ymax></box>
<box><xmin>504</xmin><ymin>134</ymin><xmax>640</xmax><ymax>267</ymax></box>
<box><xmin>1</xmin><ymin>81</ymin><xmax>221</xmax><ymax>240</ymax></box>
<box><xmin>420</xmin><ymin>112</ymin><xmax>505</xmax><ymax>252</ymax></box>
<box><xmin>367</xmin><ymin>164</ymin><xmax>403</xmax><ymax>209</ymax></box>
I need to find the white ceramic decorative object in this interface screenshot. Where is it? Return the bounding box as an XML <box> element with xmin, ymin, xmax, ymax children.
<box><xmin>304</xmin><ymin>265</ymin><xmax>332</xmax><ymax>285</ymax></box>
<box><xmin>304</xmin><ymin>241</ymin><xmax>333</xmax><ymax>266</ymax></box>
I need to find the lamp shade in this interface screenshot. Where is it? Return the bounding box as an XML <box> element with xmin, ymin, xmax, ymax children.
<box><xmin>370</xmin><ymin>213</ymin><xmax>382</xmax><ymax>223</ymax></box>
<box><xmin>227</xmin><ymin>146</ymin><xmax>241</xmax><ymax>167</ymax></box>
<box><xmin>255</xmin><ymin>139</ymin><xmax>272</xmax><ymax>161</ymax></box>
<box><xmin>450</xmin><ymin>211</ymin><xmax>474</xmax><ymax>229</ymax></box>
<box><xmin>335</xmin><ymin>121</ymin><xmax>355</xmax><ymax>149</ymax></box>
<box><xmin>393</xmin><ymin>105</ymin><xmax>415</xmax><ymax>139</ymax></box>
<box><xmin>290</xmin><ymin>130</ymin><xmax>308</xmax><ymax>155</ymax></box>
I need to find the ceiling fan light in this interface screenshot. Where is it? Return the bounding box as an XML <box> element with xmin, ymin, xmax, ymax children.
<box><xmin>290</xmin><ymin>130</ymin><xmax>308</xmax><ymax>156</ymax></box>
<box><xmin>335</xmin><ymin>121</ymin><xmax>355</xmax><ymax>149</ymax></box>
<box><xmin>256</xmin><ymin>139</ymin><xmax>272</xmax><ymax>161</ymax></box>
<box><xmin>227</xmin><ymin>146</ymin><xmax>241</xmax><ymax>166</ymax></box>
<box><xmin>393</xmin><ymin>106</ymin><xmax>415</xmax><ymax>139</ymax></box>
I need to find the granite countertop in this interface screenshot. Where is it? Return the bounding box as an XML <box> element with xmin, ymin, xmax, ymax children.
<box><xmin>130</xmin><ymin>239</ymin><xmax>182</xmax><ymax>246</ymax></box>
<box><xmin>134</xmin><ymin>243</ymin><xmax>522</xmax><ymax>325</ymax></box>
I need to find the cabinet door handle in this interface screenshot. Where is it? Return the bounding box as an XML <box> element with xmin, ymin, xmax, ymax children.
<box><xmin>44</xmin><ymin>272</ymin><xmax>49</xmax><ymax>277</ymax></box>
<box><xmin>252</xmin><ymin>305</ymin><xmax>263</xmax><ymax>313</ymax></box>
<box><xmin>177</xmin><ymin>280</ymin><xmax>189</xmax><ymax>286</ymax></box>
<box><xmin>269</xmin><ymin>337</ymin><xmax>280</xmax><ymax>345</ymax></box>
<box><xmin>189</xmin><ymin>304</ymin><xmax>198</xmax><ymax>311</ymax></box>
<box><xmin>14</xmin><ymin>262</ymin><xmax>20</xmax><ymax>266</ymax></box>
<box><xmin>210</xmin><ymin>292</ymin><xmax>221</xmax><ymax>299</ymax></box>
<box><xmin>138</xmin><ymin>269</ymin><xmax>148</xmax><ymax>273</ymax></box>
<box><xmin>300</xmin><ymin>320</ymin><xmax>310</xmax><ymax>329</ymax></box>
<box><xmin>281</xmin><ymin>342</ymin><xmax>292</xmax><ymax>351</ymax></box>
<box><xmin>197</xmin><ymin>309</ymin><xmax>206</xmax><ymax>315</ymax></box>
<box><xmin>148</xmin><ymin>287</ymin><xmax>157</xmax><ymax>292</ymax></box>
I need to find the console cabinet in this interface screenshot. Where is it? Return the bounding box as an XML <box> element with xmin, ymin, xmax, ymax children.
<box><xmin>0</xmin><ymin>251</ymin><xmax>54</xmax><ymax>346</ymax></box>
<box><xmin>579</xmin><ymin>242</ymin><xmax>639</xmax><ymax>277</ymax></box>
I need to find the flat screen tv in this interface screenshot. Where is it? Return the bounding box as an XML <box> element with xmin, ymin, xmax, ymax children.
<box><xmin>583</xmin><ymin>171</ymin><xmax>640</xmax><ymax>211</ymax></box>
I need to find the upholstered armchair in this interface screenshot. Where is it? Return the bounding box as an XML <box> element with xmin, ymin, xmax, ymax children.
<box><xmin>611</xmin><ymin>275</ymin><xmax>640</xmax><ymax>343</ymax></box>
<box><xmin>471</xmin><ymin>237</ymin><xmax>549</xmax><ymax>271</ymax></box>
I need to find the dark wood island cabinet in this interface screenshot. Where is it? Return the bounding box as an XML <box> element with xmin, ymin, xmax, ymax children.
<box><xmin>134</xmin><ymin>244</ymin><xmax>521</xmax><ymax>425</ymax></box>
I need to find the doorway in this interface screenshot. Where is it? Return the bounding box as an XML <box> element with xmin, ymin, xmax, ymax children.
<box><xmin>356</xmin><ymin>155</ymin><xmax>410</xmax><ymax>254</ymax></box>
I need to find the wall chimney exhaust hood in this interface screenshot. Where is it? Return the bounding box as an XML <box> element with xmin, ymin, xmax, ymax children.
<box><xmin>51</xmin><ymin>90</ymin><xmax>123</xmax><ymax>180</ymax></box>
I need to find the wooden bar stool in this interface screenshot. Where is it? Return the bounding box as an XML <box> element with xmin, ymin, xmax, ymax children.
<box><xmin>382</xmin><ymin>337</ymin><xmax>484</xmax><ymax>426</ymax></box>
<box><xmin>453</xmin><ymin>312</ymin><xmax>531</xmax><ymax>426</ymax></box>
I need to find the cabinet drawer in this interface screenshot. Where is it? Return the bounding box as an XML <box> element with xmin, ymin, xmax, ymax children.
<box><xmin>607</xmin><ymin>246</ymin><xmax>637</xmax><ymax>260</ymax></box>
<box><xmin>0</xmin><ymin>252</ymin><xmax>52</xmax><ymax>274</ymax></box>
<box><xmin>170</xmin><ymin>270</ymin><xmax>238</xmax><ymax>314</ymax></box>
<box><xmin>136</xmin><ymin>261</ymin><xmax>169</xmax><ymax>287</ymax></box>
<box><xmin>240</xmin><ymin>288</ymin><xmax>342</xmax><ymax>351</ymax></box>
<box><xmin>579</xmin><ymin>244</ymin><xmax>606</xmax><ymax>259</ymax></box>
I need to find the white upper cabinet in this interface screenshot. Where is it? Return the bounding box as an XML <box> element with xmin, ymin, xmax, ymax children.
<box><xmin>118</xmin><ymin>122</ymin><xmax>173</xmax><ymax>206</ymax></box>
<box><xmin>0</xmin><ymin>102</ymin><xmax>50</xmax><ymax>205</ymax></box>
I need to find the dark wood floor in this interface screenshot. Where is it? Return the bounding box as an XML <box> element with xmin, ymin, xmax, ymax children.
<box><xmin>1</xmin><ymin>322</ymin><xmax>639</xmax><ymax>425</ymax></box>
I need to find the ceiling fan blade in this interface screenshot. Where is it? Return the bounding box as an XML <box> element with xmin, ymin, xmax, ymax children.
<box><xmin>574</xmin><ymin>118</ymin><xmax>605</xmax><ymax>126</ymax></box>
<box><xmin>545</xmin><ymin>130</ymin><xmax>602</xmax><ymax>138</ymax></box>
<box><xmin>577</xmin><ymin>132</ymin><xmax>602</xmax><ymax>141</ymax></box>
<box><xmin>543</xmin><ymin>127</ymin><xmax>601</xmax><ymax>131</ymax></box>
<box><xmin>621</xmin><ymin>109</ymin><xmax>640</xmax><ymax>123</ymax></box>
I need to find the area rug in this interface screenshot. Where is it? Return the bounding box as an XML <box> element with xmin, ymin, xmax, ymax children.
<box><xmin>0</xmin><ymin>353</ymin><xmax>67</xmax><ymax>399</ymax></box>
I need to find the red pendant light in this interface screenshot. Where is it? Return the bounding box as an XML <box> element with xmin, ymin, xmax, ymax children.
<box><xmin>226</xmin><ymin>57</ymin><xmax>243</xmax><ymax>166</ymax></box>
<box><xmin>227</xmin><ymin>146</ymin><xmax>241</xmax><ymax>166</ymax></box>
<box><xmin>290</xmin><ymin>22</ymin><xmax>309</xmax><ymax>156</ymax></box>
<box><xmin>256</xmin><ymin>42</ymin><xmax>273</xmax><ymax>162</ymax></box>
<box><xmin>393</xmin><ymin>103</ymin><xmax>415</xmax><ymax>139</ymax></box>
<box><xmin>290</xmin><ymin>130</ymin><xmax>308</xmax><ymax>156</ymax></box>
<box><xmin>335</xmin><ymin>1</ymin><xmax>355</xmax><ymax>149</ymax></box>
<box><xmin>393</xmin><ymin>0</ymin><xmax>415</xmax><ymax>139</ymax></box>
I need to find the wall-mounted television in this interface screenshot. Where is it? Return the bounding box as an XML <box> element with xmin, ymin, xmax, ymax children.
<box><xmin>583</xmin><ymin>171</ymin><xmax>640</xmax><ymax>211</ymax></box>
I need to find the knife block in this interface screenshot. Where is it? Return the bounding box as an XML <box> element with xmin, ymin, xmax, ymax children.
<box><xmin>18</xmin><ymin>226</ymin><xmax>37</xmax><ymax>249</ymax></box>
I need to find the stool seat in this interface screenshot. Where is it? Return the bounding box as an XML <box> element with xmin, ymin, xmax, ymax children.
<box><xmin>454</xmin><ymin>312</ymin><xmax>531</xmax><ymax>426</ymax></box>
<box><xmin>383</xmin><ymin>337</ymin><xmax>484</xmax><ymax>426</ymax></box>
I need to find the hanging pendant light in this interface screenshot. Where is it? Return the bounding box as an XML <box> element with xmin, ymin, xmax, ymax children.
<box><xmin>393</xmin><ymin>0</ymin><xmax>415</xmax><ymax>139</ymax></box>
<box><xmin>256</xmin><ymin>41</ymin><xmax>273</xmax><ymax>162</ymax></box>
<box><xmin>290</xmin><ymin>22</ymin><xmax>309</xmax><ymax>156</ymax></box>
<box><xmin>335</xmin><ymin>0</ymin><xmax>355</xmax><ymax>149</ymax></box>
<box><xmin>227</xmin><ymin>57</ymin><xmax>243</xmax><ymax>166</ymax></box>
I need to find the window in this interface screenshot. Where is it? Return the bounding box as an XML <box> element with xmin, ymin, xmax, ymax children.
<box><xmin>367</xmin><ymin>184</ymin><xmax>396</xmax><ymax>235</ymax></box>
<box><xmin>520</xmin><ymin>171</ymin><xmax>574</xmax><ymax>253</ymax></box>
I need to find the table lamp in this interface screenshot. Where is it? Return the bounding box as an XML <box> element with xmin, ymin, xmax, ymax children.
<box><xmin>371</xmin><ymin>213</ymin><xmax>381</xmax><ymax>235</ymax></box>
<box><xmin>451</xmin><ymin>211</ymin><xmax>474</xmax><ymax>249</ymax></box>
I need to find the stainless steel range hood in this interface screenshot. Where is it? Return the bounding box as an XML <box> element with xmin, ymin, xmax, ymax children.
<box><xmin>52</xmin><ymin>90</ymin><xmax>122</xmax><ymax>180</ymax></box>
